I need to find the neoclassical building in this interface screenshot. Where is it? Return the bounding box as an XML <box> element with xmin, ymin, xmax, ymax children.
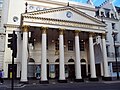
<box><xmin>1</xmin><ymin>0</ymin><xmax>120</xmax><ymax>83</ymax></box>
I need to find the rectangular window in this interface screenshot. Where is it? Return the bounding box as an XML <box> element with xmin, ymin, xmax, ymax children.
<box><xmin>68</xmin><ymin>40</ymin><xmax>73</xmax><ymax>51</ymax></box>
<box><xmin>115</xmin><ymin>47</ymin><xmax>119</xmax><ymax>57</ymax></box>
<box><xmin>111</xmin><ymin>14</ymin><xmax>114</xmax><ymax>18</ymax></box>
<box><xmin>112</xmin><ymin>62</ymin><xmax>120</xmax><ymax>72</ymax></box>
<box><xmin>106</xmin><ymin>46</ymin><xmax>109</xmax><ymax>57</ymax></box>
<box><xmin>80</xmin><ymin>40</ymin><xmax>85</xmax><ymax>51</ymax></box>
<box><xmin>112</xmin><ymin>23</ymin><xmax>115</xmax><ymax>29</ymax></box>
<box><xmin>55</xmin><ymin>40</ymin><xmax>59</xmax><ymax>50</ymax></box>
<box><xmin>114</xmin><ymin>34</ymin><xmax>118</xmax><ymax>41</ymax></box>
<box><xmin>101</xmin><ymin>12</ymin><xmax>104</xmax><ymax>17</ymax></box>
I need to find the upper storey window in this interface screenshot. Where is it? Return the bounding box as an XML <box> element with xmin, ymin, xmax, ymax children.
<box><xmin>111</xmin><ymin>13</ymin><xmax>114</xmax><ymax>19</ymax></box>
<box><xmin>112</xmin><ymin>23</ymin><xmax>115</xmax><ymax>29</ymax></box>
<box><xmin>68</xmin><ymin>40</ymin><xmax>73</xmax><ymax>51</ymax></box>
<box><xmin>101</xmin><ymin>11</ymin><xmax>104</xmax><ymax>17</ymax></box>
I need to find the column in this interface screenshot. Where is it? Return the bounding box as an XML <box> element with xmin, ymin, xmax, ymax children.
<box><xmin>100</xmin><ymin>62</ymin><xmax>104</xmax><ymax>77</ymax></box>
<box><xmin>59</xmin><ymin>29</ymin><xmax>66</xmax><ymax>83</ymax></box>
<box><xmin>102</xmin><ymin>34</ymin><xmax>111</xmax><ymax>81</ymax></box>
<box><xmin>40</xmin><ymin>27</ymin><xmax>48</xmax><ymax>83</ymax></box>
<box><xmin>74</xmin><ymin>31</ymin><xmax>83</xmax><ymax>82</ymax></box>
<box><xmin>20</xmin><ymin>25</ymin><xmax>29</xmax><ymax>83</ymax></box>
<box><xmin>89</xmin><ymin>33</ymin><xmax>98</xmax><ymax>81</ymax></box>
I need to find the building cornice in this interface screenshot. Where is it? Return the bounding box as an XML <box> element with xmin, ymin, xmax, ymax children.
<box><xmin>26</xmin><ymin>0</ymin><xmax>96</xmax><ymax>11</ymax></box>
<box><xmin>23</xmin><ymin>6</ymin><xmax>104</xmax><ymax>26</ymax></box>
<box><xmin>23</xmin><ymin>16</ymin><xmax>105</xmax><ymax>31</ymax></box>
<box><xmin>4</xmin><ymin>24</ymin><xmax>20</xmax><ymax>29</ymax></box>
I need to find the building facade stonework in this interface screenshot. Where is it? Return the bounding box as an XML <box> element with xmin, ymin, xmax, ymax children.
<box><xmin>1</xmin><ymin>0</ymin><xmax>120</xmax><ymax>83</ymax></box>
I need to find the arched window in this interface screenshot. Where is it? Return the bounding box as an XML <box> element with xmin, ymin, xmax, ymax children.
<box><xmin>29</xmin><ymin>58</ymin><xmax>35</xmax><ymax>62</ymax></box>
<box><xmin>81</xmin><ymin>59</ymin><xmax>86</xmax><ymax>63</ymax></box>
<box><xmin>68</xmin><ymin>59</ymin><xmax>74</xmax><ymax>62</ymax></box>
<box><xmin>55</xmin><ymin>59</ymin><xmax>59</xmax><ymax>62</ymax></box>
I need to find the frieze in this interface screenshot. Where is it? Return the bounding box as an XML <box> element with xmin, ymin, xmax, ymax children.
<box><xmin>24</xmin><ymin>16</ymin><xmax>104</xmax><ymax>30</ymax></box>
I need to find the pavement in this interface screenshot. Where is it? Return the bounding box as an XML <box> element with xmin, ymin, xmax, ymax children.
<box><xmin>0</xmin><ymin>78</ymin><xmax>120</xmax><ymax>89</ymax></box>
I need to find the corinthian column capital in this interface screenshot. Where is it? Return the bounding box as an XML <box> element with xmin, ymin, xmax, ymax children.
<box><xmin>22</xmin><ymin>25</ymin><xmax>30</xmax><ymax>32</ymax></box>
<box><xmin>59</xmin><ymin>28</ymin><xmax>65</xmax><ymax>35</ymax></box>
<box><xmin>41</xmin><ymin>27</ymin><xmax>48</xmax><ymax>34</ymax></box>
<box><xmin>74</xmin><ymin>30</ymin><xmax>80</xmax><ymax>36</ymax></box>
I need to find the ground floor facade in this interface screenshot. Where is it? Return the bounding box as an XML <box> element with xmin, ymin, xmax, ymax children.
<box><xmin>3</xmin><ymin>6</ymin><xmax>120</xmax><ymax>83</ymax></box>
<box><xmin>4</xmin><ymin>26</ymin><xmax>111</xmax><ymax>83</ymax></box>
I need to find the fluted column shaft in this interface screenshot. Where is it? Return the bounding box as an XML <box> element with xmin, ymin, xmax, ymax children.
<box><xmin>20</xmin><ymin>25</ymin><xmax>29</xmax><ymax>82</ymax></box>
<box><xmin>75</xmin><ymin>31</ymin><xmax>82</xmax><ymax>80</ymax></box>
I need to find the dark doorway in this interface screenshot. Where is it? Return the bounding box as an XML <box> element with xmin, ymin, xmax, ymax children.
<box><xmin>47</xmin><ymin>64</ymin><xmax>49</xmax><ymax>79</ymax></box>
<box><xmin>81</xmin><ymin>64</ymin><xmax>87</xmax><ymax>78</ymax></box>
<box><xmin>55</xmin><ymin>64</ymin><xmax>59</xmax><ymax>79</ymax></box>
<box><xmin>96</xmin><ymin>64</ymin><xmax>101</xmax><ymax>77</ymax></box>
<box><xmin>88</xmin><ymin>64</ymin><xmax>101</xmax><ymax>77</ymax></box>
<box><xmin>8</xmin><ymin>64</ymin><xmax>17</xmax><ymax>79</ymax></box>
<box><xmin>68</xmin><ymin>64</ymin><xmax>75</xmax><ymax>80</ymax></box>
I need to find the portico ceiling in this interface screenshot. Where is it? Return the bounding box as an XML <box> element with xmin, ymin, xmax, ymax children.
<box><xmin>22</xmin><ymin>6</ymin><xmax>106</xmax><ymax>33</ymax></box>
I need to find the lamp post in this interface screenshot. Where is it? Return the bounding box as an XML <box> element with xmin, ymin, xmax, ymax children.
<box><xmin>112</xmin><ymin>32</ymin><xmax>119</xmax><ymax>79</ymax></box>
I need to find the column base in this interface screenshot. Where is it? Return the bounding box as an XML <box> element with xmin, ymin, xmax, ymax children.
<box><xmin>102</xmin><ymin>77</ymin><xmax>112</xmax><ymax>81</ymax></box>
<box><xmin>75</xmin><ymin>79</ymin><xmax>84</xmax><ymax>82</ymax></box>
<box><xmin>89</xmin><ymin>78</ymin><xmax>99</xmax><ymax>81</ymax></box>
<box><xmin>58</xmin><ymin>79</ymin><xmax>67</xmax><ymax>83</ymax></box>
<box><xmin>39</xmin><ymin>80</ymin><xmax>49</xmax><ymax>84</ymax></box>
<box><xmin>19</xmin><ymin>81</ymin><xmax>29</xmax><ymax>84</ymax></box>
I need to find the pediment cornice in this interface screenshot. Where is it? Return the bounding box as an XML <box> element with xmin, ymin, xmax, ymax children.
<box><xmin>22</xmin><ymin>6</ymin><xmax>105</xmax><ymax>26</ymax></box>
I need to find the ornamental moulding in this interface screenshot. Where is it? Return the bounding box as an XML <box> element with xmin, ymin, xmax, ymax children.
<box><xmin>23</xmin><ymin>16</ymin><xmax>104</xmax><ymax>30</ymax></box>
<box><xmin>4</xmin><ymin>24</ymin><xmax>20</xmax><ymax>29</ymax></box>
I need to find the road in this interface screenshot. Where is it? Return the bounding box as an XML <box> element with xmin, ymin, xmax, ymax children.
<box><xmin>0</xmin><ymin>81</ymin><xmax>120</xmax><ymax>90</ymax></box>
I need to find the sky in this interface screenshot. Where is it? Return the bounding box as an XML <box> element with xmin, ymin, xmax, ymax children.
<box><xmin>69</xmin><ymin>0</ymin><xmax>120</xmax><ymax>7</ymax></box>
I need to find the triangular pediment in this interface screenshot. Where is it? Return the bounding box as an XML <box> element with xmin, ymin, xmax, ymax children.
<box><xmin>23</xmin><ymin>6</ymin><xmax>105</xmax><ymax>26</ymax></box>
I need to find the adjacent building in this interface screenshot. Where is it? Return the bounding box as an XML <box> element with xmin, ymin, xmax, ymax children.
<box><xmin>0</xmin><ymin>0</ymin><xmax>5</xmax><ymax>70</ymax></box>
<box><xmin>1</xmin><ymin>0</ymin><xmax>120</xmax><ymax>83</ymax></box>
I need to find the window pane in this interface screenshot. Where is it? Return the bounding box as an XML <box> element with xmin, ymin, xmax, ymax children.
<box><xmin>55</xmin><ymin>40</ymin><xmax>59</xmax><ymax>50</ymax></box>
<box><xmin>80</xmin><ymin>40</ymin><xmax>85</xmax><ymax>51</ymax></box>
<box><xmin>68</xmin><ymin>40</ymin><xmax>73</xmax><ymax>51</ymax></box>
<box><xmin>112</xmin><ymin>23</ymin><xmax>115</xmax><ymax>29</ymax></box>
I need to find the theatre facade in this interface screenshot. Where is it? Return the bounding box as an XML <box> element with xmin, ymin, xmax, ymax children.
<box><xmin>2</xmin><ymin>0</ymin><xmax>112</xmax><ymax>83</ymax></box>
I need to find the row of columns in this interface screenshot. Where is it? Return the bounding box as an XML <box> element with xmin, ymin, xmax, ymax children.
<box><xmin>20</xmin><ymin>26</ymin><xmax>110</xmax><ymax>83</ymax></box>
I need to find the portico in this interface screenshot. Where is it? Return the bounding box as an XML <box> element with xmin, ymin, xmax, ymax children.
<box><xmin>19</xmin><ymin>6</ymin><xmax>111</xmax><ymax>83</ymax></box>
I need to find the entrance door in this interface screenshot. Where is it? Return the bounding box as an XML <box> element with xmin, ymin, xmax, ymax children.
<box><xmin>8</xmin><ymin>64</ymin><xmax>17</xmax><ymax>79</ymax></box>
<box><xmin>68</xmin><ymin>64</ymin><xmax>75</xmax><ymax>80</ymax></box>
<box><xmin>96</xmin><ymin>64</ymin><xmax>101</xmax><ymax>77</ymax></box>
<box><xmin>55</xmin><ymin>64</ymin><xmax>59</xmax><ymax>79</ymax></box>
<box><xmin>81</xmin><ymin>64</ymin><xmax>87</xmax><ymax>78</ymax></box>
<box><xmin>47</xmin><ymin>64</ymin><xmax>49</xmax><ymax>79</ymax></box>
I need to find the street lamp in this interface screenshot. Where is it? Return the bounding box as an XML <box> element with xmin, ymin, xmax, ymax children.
<box><xmin>112</xmin><ymin>32</ymin><xmax>119</xmax><ymax>79</ymax></box>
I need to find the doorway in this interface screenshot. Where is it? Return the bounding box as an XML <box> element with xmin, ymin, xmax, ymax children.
<box><xmin>81</xmin><ymin>64</ymin><xmax>87</xmax><ymax>78</ymax></box>
<box><xmin>55</xmin><ymin>64</ymin><xmax>59</xmax><ymax>79</ymax></box>
<box><xmin>96</xmin><ymin>64</ymin><xmax>101</xmax><ymax>77</ymax></box>
<box><xmin>68</xmin><ymin>64</ymin><xmax>75</xmax><ymax>80</ymax></box>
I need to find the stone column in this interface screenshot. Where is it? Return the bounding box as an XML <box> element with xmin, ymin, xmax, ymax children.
<box><xmin>40</xmin><ymin>27</ymin><xmax>48</xmax><ymax>84</ymax></box>
<box><xmin>100</xmin><ymin>62</ymin><xmax>104</xmax><ymax>77</ymax></box>
<box><xmin>74</xmin><ymin>31</ymin><xmax>83</xmax><ymax>82</ymax></box>
<box><xmin>20</xmin><ymin>25</ymin><xmax>29</xmax><ymax>83</ymax></box>
<box><xmin>58</xmin><ymin>29</ymin><xmax>67</xmax><ymax>83</ymax></box>
<box><xmin>89</xmin><ymin>33</ymin><xmax>98</xmax><ymax>81</ymax></box>
<box><xmin>102</xmin><ymin>34</ymin><xmax>111</xmax><ymax>81</ymax></box>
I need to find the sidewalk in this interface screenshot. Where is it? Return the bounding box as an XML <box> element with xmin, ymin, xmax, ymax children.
<box><xmin>0</xmin><ymin>78</ymin><xmax>120</xmax><ymax>88</ymax></box>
